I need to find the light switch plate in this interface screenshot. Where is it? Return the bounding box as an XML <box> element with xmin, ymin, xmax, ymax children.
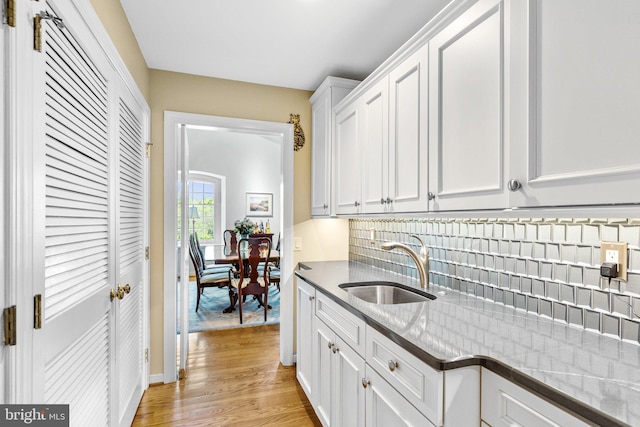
<box><xmin>600</xmin><ymin>241</ymin><xmax>627</xmax><ymax>281</ymax></box>
<box><xmin>294</xmin><ymin>236</ymin><xmax>302</xmax><ymax>251</ymax></box>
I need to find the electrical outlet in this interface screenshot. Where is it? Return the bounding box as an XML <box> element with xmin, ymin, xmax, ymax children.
<box><xmin>600</xmin><ymin>241</ymin><xmax>628</xmax><ymax>281</ymax></box>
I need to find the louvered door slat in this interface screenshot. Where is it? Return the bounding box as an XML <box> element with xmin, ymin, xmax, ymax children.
<box><xmin>118</xmin><ymin>99</ymin><xmax>143</xmax><ymax>272</ymax></box>
<box><xmin>46</xmin><ymin>141</ymin><xmax>108</xmax><ymax>190</ymax></box>
<box><xmin>45</xmin><ymin>102</ymin><xmax>107</xmax><ymax>160</ymax></box>
<box><xmin>45</xmin><ymin>20</ymin><xmax>107</xmax><ymax>120</ymax></box>
<box><xmin>45</xmin><ymin>314</ymin><xmax>110</xmax><ymax>427</ymax></box>
<box><xmin>45</xmin><ymin>20</ymin><xmax>108</xmax><ymax>100</ymax></box>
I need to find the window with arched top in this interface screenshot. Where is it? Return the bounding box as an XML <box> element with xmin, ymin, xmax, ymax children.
<box><xmin>185</xmin><ymin>172</ymin><xmax>225</xmax><ymax>245</ymax></box>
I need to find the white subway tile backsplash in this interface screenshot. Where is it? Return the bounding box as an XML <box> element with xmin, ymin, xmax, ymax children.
<box><xmin>349</xmin><ymin>218</ymin><xmax>640</xmax><ymax>344</ymax></box>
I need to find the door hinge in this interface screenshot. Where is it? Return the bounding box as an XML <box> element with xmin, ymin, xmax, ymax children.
<box><xmin>5</xmin><ymin>0</ymin><xmax>15</xmax><ymax>27</ymax></box>
<box><xmin>34</xmin><ymin>294</ymin><xmax>42</xmax><ymax>329</ymax></box>
<box><xmin>145</xmin><ymin>143</ymin><xmax>152</xmax><ymax>158</ymax></box>
<box><xmin>145</xmin><ymin>246</ymin><xmax>150</xmax><ymax>260</ymax></box>
<box><xmin>3</xmin><ymin>306</ymin><xmax>17</xmax><ymax>346</ymax></box>
<box><xmin>145</xmin><ymin>348</ymin><xmax>149</xmax><ymax>363</ymax></box>
<box><xmin>33</xmin><ymin>11</ymin><xmax>65</xmax><ymax>52</ymax></box>
<box><xmin>33</xmin><ymin>13</ymin><xmax>42</xmax><ymax>52</ymax></box>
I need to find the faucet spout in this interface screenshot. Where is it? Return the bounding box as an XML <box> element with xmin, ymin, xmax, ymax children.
<box><xmin>381</xmin><ymin>235</ymin><xmax>430</xmax><ymax>289</ymax></box>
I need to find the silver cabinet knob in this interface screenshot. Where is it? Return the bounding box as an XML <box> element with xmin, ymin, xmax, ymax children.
<box><xmin>308</xmin><ymin>295</ymin><xmax>315</xmax><ymax>301</ymax></box>
<box><xmin>388</xmin><ymin>360</ymin><xmax>398</xmax><ymax>372</ymax></box>
<box><xmin>328</xmin><ymin>342</ymin><xmax>333</xmax><ymax>349</ymax></box>
<box><xmin>427</xmin><ymin>192</ymin><xmax>435</xmax><ymax>201</ymax></box>
<box><xmin>362</xmin><ymin>378</ymin><xmax>370</xmax><ymax>388</ymax></box>
<box><xmin>507</xmin><ymin>179</ymin><xmax>522</xmax><ymax>192</ymax></box>
<box><xmin>354</xmin><ymin>201</ymin><xmax>360</xmax><ymax>207</ymax></box>
<box><xmin>323</xmin><ymin>204</ymin><xmax>328</xmax><ymax>209</ymax></box>
<box><xmin>386</xmin><ymin>197</ymin><xmax>392</xmax><ymax>204</ymax></box>
<box><xmin>332</xmin><ymin>345</ymin><xmax>339</xmax><ymax>354</ymax></box>
<box><xmin>380</xmin><ymin>198</ymin><xmax>385</xmax><ymax>205</ymax></box>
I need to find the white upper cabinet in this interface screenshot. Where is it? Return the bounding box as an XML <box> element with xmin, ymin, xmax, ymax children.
<box><xmin>508</xmin><ymin>0</ymin><xmax>640</xmax><ymax>207</ymax></box>
<box><xmin>387</xmin><ymin>44</ymin><xmax>430</xmax><ymax>213</ymax></box>
<box><xmin>361</xmin><ymin>78</ymin><xmax>390</xmax><ymax>214</ymax></box>
<box><xmin>334</xmin><ymin>101</ymin><xmax>362</xmax><ymax>214</ymax></box>
<box><xmin>429</xmin><ymin>0</ymin><xmax>508</xmax><ymax>211</ymax></box>
<box><xmin>310</xmin><ymin>77</ymin><xmax>360</xmax><ymax>217</ymax></box>
<box><xmin>337</xmin><ymin>43</ymin><xmax>430</xmax><ymax>216</ymax></box>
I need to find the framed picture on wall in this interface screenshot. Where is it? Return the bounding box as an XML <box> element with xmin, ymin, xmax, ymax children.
<box><xmin>246</xmin><ymin>192</ymin><xmax>273</xmax><ymax>217</ymax></box>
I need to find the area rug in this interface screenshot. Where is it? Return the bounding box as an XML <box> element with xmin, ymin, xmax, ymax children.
<box><xmin>185</xmin><ymin>280</ymin><xmax>280</xmax><ymax>332</ymax></box>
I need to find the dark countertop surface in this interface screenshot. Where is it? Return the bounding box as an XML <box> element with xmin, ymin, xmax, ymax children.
<box><xmin>295</xmin><ymin>261</ymin><xmax>640</xmax><ymax>427</ymax></box>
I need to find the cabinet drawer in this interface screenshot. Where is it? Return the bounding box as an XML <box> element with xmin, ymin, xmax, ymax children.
<box><xmin>315</xmin><ymin>291</ymin><xmax>366</xmax><ymax>356</ymax></box>
<box><xmin>366</xmin><ymin>326</ymin><xmax>443</xmax><ymax>425</ymax></box>
<box><xmin>481</xmin><ymin>369</ymin><xmax>589</xmax><ymax>427</ymax></box>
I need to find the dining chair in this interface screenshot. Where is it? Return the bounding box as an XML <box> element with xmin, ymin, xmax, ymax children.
<box><xmin>189</xmin><ymin>234</ymin><xmax>233</xmax><ymax>312</ymax></box>
<box><xmin>190</xmin><ymin>234</ymin><xmax>230</xmax><ymax>275</ymax></box>
<box><xmin>229</xmin><ymin>236</ymin><xmax>271</xmax><ymax>324</ymax></box>
<box><xmin>223</xmin><ymin>229</ymin><xmax>238</xmax><ymax>251</ymax></box>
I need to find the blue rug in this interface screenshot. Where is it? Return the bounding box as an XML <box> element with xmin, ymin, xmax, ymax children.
<box><xmin>186</xmin><ymin>280</ymin><xmax>280</xmax><ymax>332</ymax></box>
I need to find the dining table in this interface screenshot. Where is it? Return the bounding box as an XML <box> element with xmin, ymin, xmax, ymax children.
<box><xmin>203</xmin><ymin>244</ymin><xmax>280</xmax><ymax>313</ymax></box>
<box><xmin>204</xmin><ymin>244</ymin><xmax>280</xmax><ymax>266</ymax></box>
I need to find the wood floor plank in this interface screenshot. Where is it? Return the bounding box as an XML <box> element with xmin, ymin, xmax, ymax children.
<box><xmin>132</xmin><ymin>325</ymin><xmax>321</xmax><ymax>427</ymax></box>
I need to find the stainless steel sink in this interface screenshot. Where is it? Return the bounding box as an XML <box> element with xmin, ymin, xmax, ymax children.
<box><xmin>339</xmin><ymin>281</ymin><xmax>436</xmax><ymax>304</ymax></box>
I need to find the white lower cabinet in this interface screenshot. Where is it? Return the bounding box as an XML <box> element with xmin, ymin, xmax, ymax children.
<box><xmin>315</xmin><ymin>319</ymin><xmax>366</xmax><ymax>427</ymax></box>
<box><xmin>481</xmin><ymin>369</ymin><xmax>589</xmax><ymax>427</ymax></box>
<box><xmin>366</xmin><ymin>326</ymin><xmax>443</xmax><ymax>425</ymax></box>
<box><xmin>364</xmin><ymin>366</ymin><xmax>434</xmax><ymax>427</ymax></box>
<box><xmin>296</xmin><ymin>279</ymin><xmax>316</xmax><ymax>402</ymax></box>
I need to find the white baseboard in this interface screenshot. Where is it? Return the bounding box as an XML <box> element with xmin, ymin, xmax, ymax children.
<box><xmin>149</xmin><ymin>373</ymin><xmax>165</xmax><ymax>385</ymax></box>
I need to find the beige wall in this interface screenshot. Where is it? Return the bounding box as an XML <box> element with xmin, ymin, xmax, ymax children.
<box><xmin>89</xmin><ymin>0</ymin><xmax>150</xmax><ymax>101</ymax></box>
<box><xmin>92</xmin><ymin>3</ymin><xmax>350</xmax><ymax>378</ymax></box>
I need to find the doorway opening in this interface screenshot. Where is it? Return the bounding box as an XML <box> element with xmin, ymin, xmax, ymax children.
<box><xmin>163</xmin><ymin>112</ymin><xmax>294</xmax><ymax>383</ymax></box>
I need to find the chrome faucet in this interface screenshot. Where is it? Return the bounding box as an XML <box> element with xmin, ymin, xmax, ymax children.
<box><xmin>381</xmin><ymin>234</ymin><xmax>430</xmax><ymax>289</ymax></box>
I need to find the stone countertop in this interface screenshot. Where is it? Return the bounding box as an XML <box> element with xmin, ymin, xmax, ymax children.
<box><xmin>295</xmin><ymin>261</ymin><xmax>640</xmax><ymax>427</ymax></box>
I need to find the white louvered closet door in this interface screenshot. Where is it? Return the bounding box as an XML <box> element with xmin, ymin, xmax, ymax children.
<box><xmin>28</xmin><ymin>0</ymin><xmax>146</xmax><ymax>427</ymax></box>
<box><xmin>39</xmin><ymin>5</ymin><xmax>113</xmax><ymax>426</ymax></box>
<box><xmin>115</xmin><ymin>86</ymin><xmax>145</xmax><ymax>427</ymax></box>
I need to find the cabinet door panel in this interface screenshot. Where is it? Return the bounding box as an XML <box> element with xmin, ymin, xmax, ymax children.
<box><xmin>389</xmin><ymin>45</ymin><xmax>429</xmax><ymax>212</ymax></box>
<box><xmin>361</xmin><ymin>80</ymin><xmax>389</xmax><ymax>214</ymax></box>
<box><xmin>332</xmin><ymin>337</ymin><xmax>365</xmax><ymax>427</ymax></box>
<box><xmin>296</xmin><ymin>279</ymin><xmax>315</xmax><ymax>401</ymax></box>
<box><xmin>314</xmin><ymin>320</ymin><xmax>334</xmax><ymax>426</ymax></box>
<box><xmin>429</xmin><ymin>0</ymin><xmax>507</xmax><ymax>210</ymax></box>
<box><xmin>510</xmin><ymin>0</ymin><xmax>640</xmax><ymax>207</ymax></box>
<box><xmin>334</xmin><ymin>106</ymin><xmax>361</xmax><ymax>214</ymax></box>
<box><xmin>482</xmin><ymin>369</ymin><xmax>589</xmax><ymax>427</ymax></box>
<box><xmin>311</xmin><ymin>95</ymin><xmax>331</xmax><ymax>216</ymax></box>
<box><xmin>366</xmin><ymin>367</ymin><xmax>435</xmax><ymax>427</ymax></box>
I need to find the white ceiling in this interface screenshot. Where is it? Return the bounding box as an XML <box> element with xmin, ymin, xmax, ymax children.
<box><xmin>119</xmin><ymin>0</ymin><xmax>451</xmax><ymax>91</ymax></box>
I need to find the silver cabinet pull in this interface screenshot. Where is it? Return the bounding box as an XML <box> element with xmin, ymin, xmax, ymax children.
<box><xmin>388</xmin><ymin>360</ymin><xmax>398</xmax><ymax>372</ymax></box>
<box><xmin>308</xmin><ymin>295</ymin><xmax>315</xmax><ymax>301</ymax></box>
<box><xmin>354</xmin><ymin>201</ymin><xmax>360</xmax><ymax>207</ymax></box>
<box><xmin>386</xmin><ymin>197</ymin><xmax>392</xmax><ymax>204</ymax></box>
<box><xmin>428</xmin><ymin>192</ymin><xmax>435</xmax><ymax>201</ymax></box>
<box><xmin>507</xmin><ymin>179</ymin><xmax>522</xmax><ymax>192</ymax></box>
<box><xmin>380</xmin><ymin>198</ymin><xmax>385</xmax><ymax>205</ymax></box>
<box><xmin>323</xmin><ymin>204</ymin><xmax>328</xmax><ymax>209</ymax></box>
<box><xmin>332</xmin><ymin>345</ymin><xmax>339</xmax><ymax>354</ymax></box>
<box><xmin>328</xmin><ymin>342</ymin><xmax>333</xmax><ymax>349</ymax></box>
<box><xmin>362</xmin><ymin>378</ymin><xmax>370</xmax><ymax>388</ymax></box>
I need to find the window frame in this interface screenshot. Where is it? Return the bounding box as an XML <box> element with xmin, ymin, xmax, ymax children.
<box><xmin>187</xmin><ymin>171</ymin><xmax>225</xmax><ymax>246</ymax></box>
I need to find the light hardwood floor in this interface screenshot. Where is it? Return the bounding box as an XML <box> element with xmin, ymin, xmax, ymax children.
<box><xmin>132</xmin><ymin>325</ymin><xmax>321</xmax><ymax>426</ymax></box>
